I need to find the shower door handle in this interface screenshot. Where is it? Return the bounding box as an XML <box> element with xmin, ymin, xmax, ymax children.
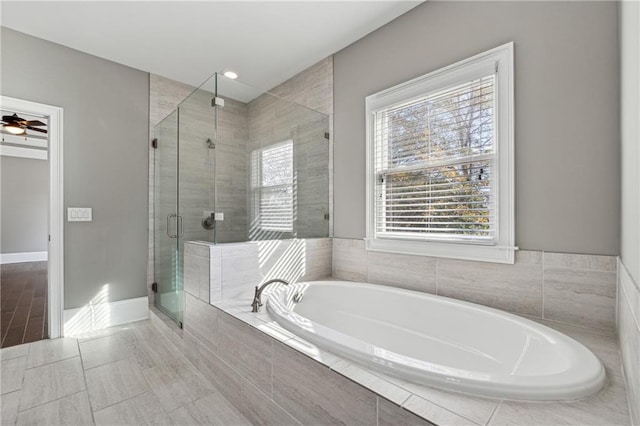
<box><xmin>176</xmin><ymin>215</ymin><xmax>184</xmax><ymax>238</ymax></box>
<box><xmin>167</xmin><ymin>214</ymin><xmax>178</xmax><ymax>238</ymax></box>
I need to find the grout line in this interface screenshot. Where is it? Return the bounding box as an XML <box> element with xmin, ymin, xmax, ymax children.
<box><xmin>21</xmin><ymin>285</ymin><xmax>35</xmax><ymax>344</ymax></box>
<box><xmin>75</xmin><ymin>339</ymin><xmax>97</xmax><ymax>424</ymax></box>
<box><xmin>376</xmin><ymin>396</ymin><xmax>379</xmax><ymax>426</ymax></box>
<box><xmin>24</xmin><ymin>352</ymin><xmax>81</xmax><ymax>371</ymax></box>
<box><xmin>435</xmin><ymin>257</ymin><xmax>439</xmax><ymax>295</ymax></box>
<box><xmin>270</xmin><ymin>339</ymin><xmax>274</xmax><ymax>399</ymax></box>
<box><xmin>541</xmin><ymin>251</ymin><xmax>545</xmax><ymax>319</ymax></box>
<box><xmin>399</xmin><ymin>394</ymin><xmax>412</xmax><ymax>408</ymax></box>
<box><xmin>16</xmin><ymin>388</ymin><xmax>88</xmax><ymax>415</ymax></box>
<box><xmin>484</xmin><ymin>401</ymin><xmax>501</xmax><ymax>425</ymax></box>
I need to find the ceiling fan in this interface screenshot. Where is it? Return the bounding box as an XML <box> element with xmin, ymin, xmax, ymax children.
<box><xmin>1</xmin><ymin>113</ymin><xmax>48</xmax><ymax>136</ymax></box>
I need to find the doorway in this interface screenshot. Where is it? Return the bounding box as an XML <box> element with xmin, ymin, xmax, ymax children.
<box><xmin>0</xmin><ymin>96</ymin><xmax>63</xmax><ymax>346</ymax></box>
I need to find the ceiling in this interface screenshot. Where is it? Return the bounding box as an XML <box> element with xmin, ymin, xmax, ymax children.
<box><xmin>1</xmin><ymin>1</ymin><xmax>422</xmax><ymax>98</ymax></box>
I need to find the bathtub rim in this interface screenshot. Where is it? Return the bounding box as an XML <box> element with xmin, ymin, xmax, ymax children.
<box><xmin>267</xmin><ymin>280</ymin><xmax>607</xmax><ymax>402</ymax></box>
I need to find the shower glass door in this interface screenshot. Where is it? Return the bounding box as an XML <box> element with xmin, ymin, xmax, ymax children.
<box><xmin>153</xmin><ymin>109</ymin><xmax>183</xmax><ymax>324</ymax></box>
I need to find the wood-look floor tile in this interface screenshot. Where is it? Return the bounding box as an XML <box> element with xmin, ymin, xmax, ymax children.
<box><xmin>1</xmin><ymin>355</ymin><xmax>27</xmax><ymax>394</ymax></box>
<box><xmin>0</xmin><ymin>343</ymin><xmax>28</xmax><ymax>361</ymax></box>
<box><xmin>143</xmin><ymin>359</ymin><xmax>215</xmax><ymax>412</ymax></box>
<box><xmin>16</xmin><ymin>391</ymin><xmax>93</xmax><ymax>426</ymax></box>
<box><xmin>0</xmin><ymin>390</ymin><xmax>21</xmax><ymax>425</ymax></box>
<box><xmin>85</xmin><ymin>357</ymin><xmax>150</xmax><ymax>411</ymax></box>
<box><xmin>19</xmin><ymin>357</ymin><xmax>85</xmax><ymax>411</ymax></box>
<box><xmin>26</xmin><ymin>338</ymin><xmax>79</xmax><ymax>368</ymax></box>
<box><xmin>93</xmin><ymin>391</ymin><xmax>168</xmax><ymax>425</ymax></box>
<box><xmin>79</xmin><ymin>334</ymin><xmax>132</xmax><ymax>370</ymax></box>
<box><xmin>169</xmin><ymin>392</ymin><xmax>251</xmax><ymax>426</ymax></box>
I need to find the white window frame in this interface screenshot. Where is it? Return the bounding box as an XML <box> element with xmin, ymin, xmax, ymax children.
<box><xmin>365</xmin><ymin>42</ymin><xmax>515</xmax><ymax>264</ymax></box>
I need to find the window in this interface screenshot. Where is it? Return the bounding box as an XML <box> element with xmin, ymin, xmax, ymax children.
<box><xmin>365</xmin><ymin>43</ymin><xmax>515</xmax><ymax>263</ymax></box>
<box><xmin>251</xmin><ymin>140</ymin><xmax>294</xmax><ymax>233</ymax></box>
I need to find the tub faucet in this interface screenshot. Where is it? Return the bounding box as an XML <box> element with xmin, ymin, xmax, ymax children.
<box><xmin>251</xmin><ymin>278</ymin><xmax>290</xmax><ymax>312</ymax></box>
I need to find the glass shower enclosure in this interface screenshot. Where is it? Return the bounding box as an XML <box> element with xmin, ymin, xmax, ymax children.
<box><xmin>153</xmin><ymin>73</ymin><xmax>330</xmax><ymax>326</ymax></box>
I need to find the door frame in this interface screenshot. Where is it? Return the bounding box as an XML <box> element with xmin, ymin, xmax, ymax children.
<box><xmin>1</xmin><ymin>96</ymin><xmax>64</xmax><ymax>338</ymax></box>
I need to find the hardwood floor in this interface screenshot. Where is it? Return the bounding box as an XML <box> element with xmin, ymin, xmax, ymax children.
<box><xmin>1</xmin><ymin>262</ymin><xmax>48</xmax><ymax>348</ymax></box>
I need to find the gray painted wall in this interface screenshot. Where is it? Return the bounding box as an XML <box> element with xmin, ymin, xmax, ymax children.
<box><xmin>1</xmin><ymin>156</ymin><xmax>48</xmax><ymax>254</ymax></box>
<box><xmin>1</xmin><ymin>28</ymin><xmax>149</xmax><ymax>309</ymax></box>
<box><xmin>333</xmin><ymin>1</ymin><xmax>620</xmax><ymax>255</ymax></box>
<box><xmin>620</xmin><ymin>0</ymin><xmax>640</xmax><ymax>284</ymax></box>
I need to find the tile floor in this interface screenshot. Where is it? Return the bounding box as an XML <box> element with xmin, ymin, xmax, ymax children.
<box><xmin>0</xmin><ymin>320</ymin><xmax>251</xmax><ymax>425</ymax></box>
<box><xmin>1</xmin><ymin>262</ymin><xmax>48</xmax><ymax>348</ymax></box>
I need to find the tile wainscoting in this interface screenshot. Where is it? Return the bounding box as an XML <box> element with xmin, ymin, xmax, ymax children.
<box><xmin>173</xmin><ymin>237</ymin><xmax>631</xmax><ymax>425</ymax></box>
<box><xmin>184</xmin><ymin>238</ymin><xmax>333</xmax><ymax>305</ymax></box>
<box><xmin>618</xmin><ymin>260</ymin><xmax>640</xmax><ymax>425</ymax></box>
<box><xmin>333</xmin><ymin>238</ymin><xmax>617</xmax><ymax>332</ymax></box>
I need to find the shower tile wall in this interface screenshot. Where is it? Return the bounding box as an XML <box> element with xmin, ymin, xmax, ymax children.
<box><xmin>147</xmin><ymin>57</ymin><xmax>334</xmax><ymax>297</ymax></box>
<box><xmin>179</xmin><ymin>89</ymin><xmax>249</xmax><ymax>245</ymax></box>
<box><xmin>257</xmin><ymin>57</ymin><xmax>334</xmax><ymax>238</ymax></box>
<box><xmin>246</xmin><ymin>92</ymin><xmax>330</xmax><ymax>240</ymax></box>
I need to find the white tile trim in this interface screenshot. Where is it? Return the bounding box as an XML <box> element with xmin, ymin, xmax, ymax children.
<box><xmin>63</xmin><ymin>296</ymin><xmax>149</xmax><ymax>336</ymax></box>
<box><xmin>0</xmin><ymin>251</ymin><xmax>48</xmax><ymax>264</ymax></box>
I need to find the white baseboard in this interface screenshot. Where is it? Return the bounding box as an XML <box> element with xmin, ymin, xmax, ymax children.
<box><xmin>0</xmin><ymin>251</ymin><xmax>48</xmax><ymax>264</ymax></box>
<box><xmin>63</xmin><ymin>296</ymin><xmax>149</xmax><ymax>336</ymax></box>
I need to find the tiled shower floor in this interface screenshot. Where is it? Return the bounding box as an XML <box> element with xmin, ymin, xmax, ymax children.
<box><xmin>0</xmin><ymin>320</ymin><xmax>250</xmax><ymax>425</ymax></box>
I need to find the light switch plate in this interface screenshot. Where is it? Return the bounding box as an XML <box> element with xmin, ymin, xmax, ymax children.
<box><xmin>67</xmin><ymin>207</ymin><xmax>92</xmax><ymax>222</ymax></box>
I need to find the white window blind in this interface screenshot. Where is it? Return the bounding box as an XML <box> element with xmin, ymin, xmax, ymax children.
<box><xmin>365</xmin><ymin>43</ymin><xmax>514</xmax><ymax>264</ymax></box>
<box><xmin>374</xmin><ymin>75</ymin><xmax>496</xmax><ymax>242</ymax></box>
<box><xmin>251</xmin><ymin>140</ymin><xmax>294</xmax><ymax>232</ymax></box>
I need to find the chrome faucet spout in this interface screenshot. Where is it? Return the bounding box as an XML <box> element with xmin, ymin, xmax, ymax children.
<box><xmin>251</xmin><ymin>278</ymin><xmax>290</xmax><ymax>312</ymax></box>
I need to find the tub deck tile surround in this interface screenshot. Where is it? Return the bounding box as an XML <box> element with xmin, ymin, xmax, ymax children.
<box><xmin>216</xmin><ymin>310</ymin><xmax>273</xmax><ymax>397</ymax></box>
<box><xmin>190</xmin><ymin>294</ymin><xmax>630</xmax><ymax>426</ymax></box>
<box><xmin>437</xmin><ymin>250</ymin><xmax>543</xmax><ymax>317</ymax></box>
<box><xmin>240</xmin><ymin>377</ymin><xmax>301</xmax><ymax>426</ymax></box>
<box><xmin>402</xmin><ymin>395</ymin><xmax>478</xmax><ymax>426</ymax></box>
<box><xmin>332</xmin><ymin>238</ymin><xmax>619</xmax><ymax>333</ymax></box>
<box><xmin>333</xmin><ymin>238</ymin><xmax>368</xmax><ymax>281</ymax></box>
<box><xmin>373</xmin><ymin>371</ymin><xmax>500</xmax><ymax>425</ymax></box>
<box><xmin>543</xmin><ymin>267</ymin><xmax>616</xmax><ymax>330</ymax></box>
<box><xmin>618</xmin><ymin>260</ymin><xmax>640</xmax><ymax>426</ymax></box>
<box><xmin>184</xmin><ymin>292</ymin><xmax>218</xmax><ymax>352</ymax></box>
<box><xmin>378</xmin><ymin>397</ymin><xmax>437</xmax><ymax>426</ymax></box>
<box><xmin>367</xmin><ymin>250</ymin><xmax>437</xmax><ymax>294</ymax></box>
<box><xmin>272</xmin><ymin>340</ymin><xmax>378</xmax><ymax>425</ymax></box>
<box><xmin>195</xmin><ymin>337</ymin><xmax>244</xmax><ymax>408</ymax></box>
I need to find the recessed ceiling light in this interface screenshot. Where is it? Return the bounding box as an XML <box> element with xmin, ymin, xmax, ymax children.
<box><xmin>223</xmin><ymin>70</ymin><xmax>238</xmax><ymax>80</ymax></box>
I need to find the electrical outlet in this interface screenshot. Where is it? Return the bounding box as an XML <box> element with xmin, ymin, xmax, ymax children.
<box><xmin>67</xmin><ymin>207</ymin><xmax>92</xmax><ymax>222</ymax></box>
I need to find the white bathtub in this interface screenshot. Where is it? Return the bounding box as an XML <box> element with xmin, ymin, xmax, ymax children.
<box><xmin>267</xmin><ymin>280</ymin><xmax>606</xmax><ymax>401</ymax></box>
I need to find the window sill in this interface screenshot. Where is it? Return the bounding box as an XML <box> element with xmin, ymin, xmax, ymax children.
<box><xmin>365</xmin><ymin>238</ymin><xmax>516</xmax><ymax>264</ymax></box>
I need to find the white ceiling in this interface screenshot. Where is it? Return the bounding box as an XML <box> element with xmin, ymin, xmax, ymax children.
<box><xmin>1</xmin><ymin>1</ymin><xmax>422</xmax><ymax>99</ymax></box>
